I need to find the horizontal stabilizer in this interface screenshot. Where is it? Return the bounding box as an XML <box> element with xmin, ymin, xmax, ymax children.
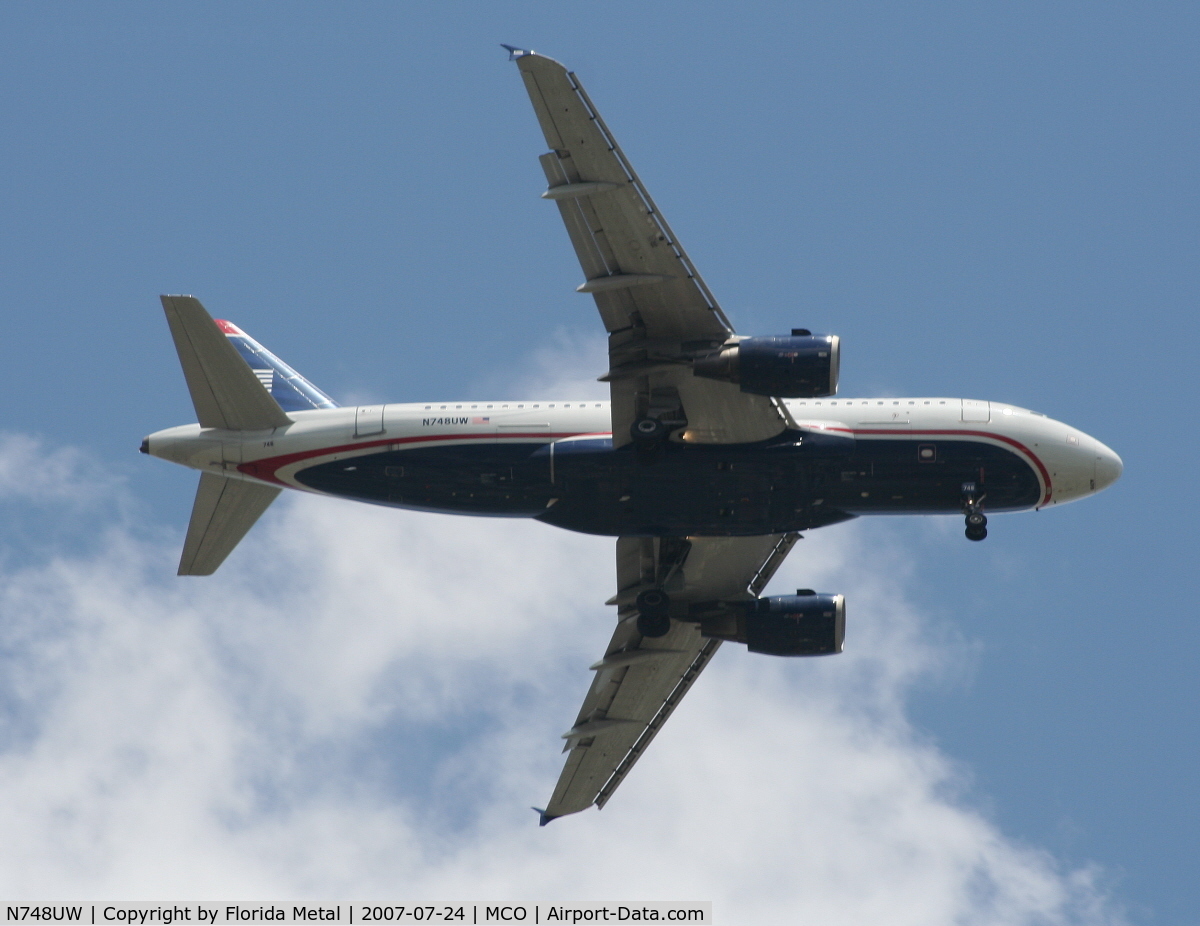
<box><xmin>178</xmin><ymin>473</ymin><xmax>281</xmax><ymax>576</ymax></box>
<box><xmin>161</xmin><ymin>295</ymin><xmax>291</xmax><ymax>430</ymax></box>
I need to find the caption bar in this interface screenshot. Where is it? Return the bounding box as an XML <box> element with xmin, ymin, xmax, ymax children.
<box><xmin>5</xmin><ymin>906</ymin><xmax>711</xmax><ymax>925</ymax></box>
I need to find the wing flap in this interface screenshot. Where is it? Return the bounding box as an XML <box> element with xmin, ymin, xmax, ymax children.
<box><xmin>518</xmin><ymin>53</ymin><xmax>730</xmax><ymax>342</ymax></box>
<box><xmin>545</xmin><ymin>617</ymin><xmax>711</xmax><ymax>819</ymax></box>
<box><xmin>514</xmin><ymin>53</ymin><xmax>785</xmax><ymax>447</ymax></box>
<box><xmin>674</xmin><ymin>375</ymin><xmax>787</xmax><ymax>445</ymax></box>
<box><xmin>541</xmin><ymin>533</ymin><xmax>800</xmax><ymax>822</ymax></box>
<box><xmin>596</xmin><ymin>637</ymin><xmax>721</xmax><ymax>809</ymax></box>
<box><xmin>178</xmin><ymin>473</ymin><xmax>281</xmax><ymax>576</ymax></box>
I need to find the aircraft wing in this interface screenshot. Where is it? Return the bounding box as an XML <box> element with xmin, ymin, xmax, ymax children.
<box><xmin>510</xmin><ymin>51</ymin><xmax>787</xmax><ymax>448</ymax></box>
<box><xmin>539</xmin><ymin>532</ymin><xmax>800</xmax><ymax>823</ymax></box>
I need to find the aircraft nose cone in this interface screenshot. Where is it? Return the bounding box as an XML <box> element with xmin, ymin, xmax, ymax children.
<box><xmin>1094</xmin><ymin>442</ymin><xmax>1123</xmax><ymax>493</ymax></box>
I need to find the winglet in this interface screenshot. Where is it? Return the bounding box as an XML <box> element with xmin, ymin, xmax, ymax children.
<box><xmin>531</xmin><ymin>806</ymin><xmax>558</xmax><ymax>827</ymax></box>
<box><xmin>501</xmin><ymin>44</ymin><xmax>533</xmax><ymax>61</ymax></box>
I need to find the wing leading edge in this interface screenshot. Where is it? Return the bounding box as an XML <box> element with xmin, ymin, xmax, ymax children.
<box><xmin>509</xmin><ymin>48</ymin><xmax>805</xmax><ymax>822</ymax></box>
<box><xmin>510</xmin><ymin>51</ymin><xmax>787</xmax><ymax>448</ymax></box>
<box><xmin>540</xmin><ymin>533</ymin><xmax>801</xmax><ymax>823</ymax></box>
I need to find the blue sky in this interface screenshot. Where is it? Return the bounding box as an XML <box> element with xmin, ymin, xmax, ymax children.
<box><xmin>0</xmin><ymin>2</ymin><xmax>1196</xmax><ymax>921</ymax></box>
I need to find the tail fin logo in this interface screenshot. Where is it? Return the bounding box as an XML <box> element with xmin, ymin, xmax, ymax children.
<box><xmin>215</xmin><ymin>319</ymin><xmax>339</xmax><ymax>413</ymax></box>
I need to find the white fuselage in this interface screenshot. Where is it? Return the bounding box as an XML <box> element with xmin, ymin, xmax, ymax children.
<box><xmin>147</xmin><ymin>395</ymin><xmax>1121</xmax><ymax>513</ymax></box>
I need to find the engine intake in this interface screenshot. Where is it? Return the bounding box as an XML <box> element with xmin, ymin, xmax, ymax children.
<box><xmin>693</xmin><ymin>334</ymin><xmax>840</xmax><ymax>398</ymax></box>
<box><xmin>700</xmin><ymin>592</ymin><xmax>845</xmax><ymax>656</ymax></box>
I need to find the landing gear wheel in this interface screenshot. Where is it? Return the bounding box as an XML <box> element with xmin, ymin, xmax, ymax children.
<box><xmin>961</xmin><ymin>483</ymin><xmax>988</xmax><ymax>541</ymax></box>
<box><xmin>630</xmin><ymin>417</ymin><xmax>668</xmax><ymax>444</ymax></box>
<box><xmin>635</xmin><ymin>588</ymin><xmax>672</xmax><ymax>638</ymax></box>
<box><xmin>636</xmin><ymin>611</ymin><xmax>671</xmax><ymax>638</ymax></box>
<box><xmin>636</xmin><ymin>588</ymin><xmax>670</xmax><ymax>613</ymax></box>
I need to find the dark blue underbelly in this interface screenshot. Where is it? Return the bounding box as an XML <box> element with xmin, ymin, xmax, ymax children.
<box><xmin>294</xmin><ymin>435</ymin><xmax>1041</xmax><ymax>537</ymax></box>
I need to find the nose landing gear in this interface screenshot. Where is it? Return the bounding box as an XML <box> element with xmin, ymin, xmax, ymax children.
<box><xmin>635</xmin><ymin>588</ymin><xmax>672</xmax><ymax>638</ymax></box>
<box><xmin>962</xmin><ymin>482</ymin><xmax>988</xmax><ymax>541</ymax></box>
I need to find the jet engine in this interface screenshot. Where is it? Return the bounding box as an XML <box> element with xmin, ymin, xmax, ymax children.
<box><xmin>701</xmin><ymin>592</ymin><xmax>845</xmax><ymax>656</ymax></box>
<box><xmin>692</xmin><ymin>333</ymin><xmax>840</xmax><ymax>398</ymax></box>
<box><xmin>745</xmin><ymin>592</ymin><xmax>845</xmax><ymax>655</ymax></box>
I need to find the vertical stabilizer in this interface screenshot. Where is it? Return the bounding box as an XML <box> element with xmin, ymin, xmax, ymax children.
<box><xmin>215</xmin><ymin>319</ymin><xmax>339</xmax><ymax>412</ymax></box>
<box><xmin>178</xmin><ymin>473</ymin><xmax>281</xmax><ymax>576</ymax></box>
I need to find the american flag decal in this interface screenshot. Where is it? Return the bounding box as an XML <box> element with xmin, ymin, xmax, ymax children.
<box><xmin>471</xmin><ymin>416</ymin><xmax>490</xmax><ymax>424</ymax></box>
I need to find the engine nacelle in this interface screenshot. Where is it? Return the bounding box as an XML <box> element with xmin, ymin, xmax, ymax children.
<box><xmin>692</xmin><ymin>334</ymin><xmax>840</xmax><ymax>398</ymax></box>
<box><xmin>746</xmin><ymin>592</ymin><xmax>845</xmax><ymax>656</ymax></box>
<box><xmin>700</xmin><ymin>592</ymin><xmax>845</xmax><ymax>656</ymax></box>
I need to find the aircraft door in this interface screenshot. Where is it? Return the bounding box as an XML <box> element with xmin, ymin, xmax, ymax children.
<box><xmin>961</xmin><ymin>399</ymin><xmax>991</xmax><ymax>423</ymax></box>
<box><xmin>355</xmin><ymin>405</ymin><xmax>386</xmax><ymax>437</ymax></box>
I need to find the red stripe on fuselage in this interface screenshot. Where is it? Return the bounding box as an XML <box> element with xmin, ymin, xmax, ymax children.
<box><xmin>238</xmin><ymin>427</ymin><xmax>1052</xmax><ymax>508</ymax></box>
<box><xmin>238</xmin><ymin>431</ymin><xmax>612</xmax><ymax>487</ymax></box>
<box><xmin>852</xmin><ymin>428</ymin><xmax>1053</xmax><ymax>506</ymax></box>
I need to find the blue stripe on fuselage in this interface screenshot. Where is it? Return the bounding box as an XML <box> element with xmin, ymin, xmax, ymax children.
<box><xmin>291</xmin><ymin>432</ymin><xmax>1040</xmax><ymax>537</ymax></box>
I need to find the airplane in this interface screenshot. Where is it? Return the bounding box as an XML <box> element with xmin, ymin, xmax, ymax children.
<box><xmin>141</xmin><ymin>48</ymin><xmax>1122</xmax><ymax>824</ymax></box>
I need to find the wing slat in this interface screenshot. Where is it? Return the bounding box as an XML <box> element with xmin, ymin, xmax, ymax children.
<box><xmin>573</xmin><ymin>74</ymin><xmax>733</xmax><ymax>335</ymax></box>
<box><xmin>595</xmin><ymin>638</ymin><xmax>721</xmax><ymax>809</ymax></box>
<box><xmin>511</xmin><ymin>52</ymin><xmax>807</xmax><ymax>822</ymax></box>
<box><xmin>513</xmin><ymin>52</ymin><xmax>785</xmax><ymax>448</ymax></box>
<box><xmin>540</xmin><ymin>533</ymin><xmax>799</xmax><ymax>822</ymax></box>
<box><xmin>516</xmin><ymin>54</ymin><xmax>729</xmax><ymax>341</ymax></box>
<box><xmin>544</xmin><ymin>617</ymin><xmax>706</xmax><ymax>819</ymax></box>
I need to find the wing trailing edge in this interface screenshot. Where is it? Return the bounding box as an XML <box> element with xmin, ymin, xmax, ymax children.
<box><xmin>178</xmin><ymin>473</ymin><xmax>281</xmax><ymax>576</ymax></box>
<box><xmin>541</xmin><ymin>534</ymin><xmax>801</xmax><ymax>821</ymax></box>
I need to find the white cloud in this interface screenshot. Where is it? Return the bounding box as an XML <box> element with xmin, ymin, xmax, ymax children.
<box><xmin>0</xmin><ymin>433</ymin><xmax>1124</xmax><ymax>922</ymax></box>
<box><xmin>0</xmin><ymin>432</ymin><xmax>120</xmax><ymax>504</ymax></box>
<box><xmin>469</xmin><ymin>328</ymin><xmax>610</xmax><ymax>400</ymax></box>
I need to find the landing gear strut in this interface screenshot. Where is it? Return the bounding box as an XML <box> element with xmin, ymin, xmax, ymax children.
<box><xmin>962</xmin><ymin>482</ymin><xmax>988</xmax><ymax>541</ymax></box>
<box><xmin>635</xmin><ymin>588</ymin><xmax>672</xmax><ymax>638</ymax></box>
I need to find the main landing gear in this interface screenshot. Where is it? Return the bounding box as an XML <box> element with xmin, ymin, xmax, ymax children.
<box><xmin>630</xmin><ymin>417</ymin><xmax>669</xmax><ymax>443</ymax></box>
<box><xmin>635</xmin><ymin>588</ymin><xmax>672</xmax><ymax>638</ymax></box>
<box><xmin>962</xmin><ymin>482</ymin><xmax>988</xmax><ymax>542</ymax></box>
<box><xmin>630</xmin><ymin>417</ymin><xmax>670</xmax><ymax>467</ymax></box>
